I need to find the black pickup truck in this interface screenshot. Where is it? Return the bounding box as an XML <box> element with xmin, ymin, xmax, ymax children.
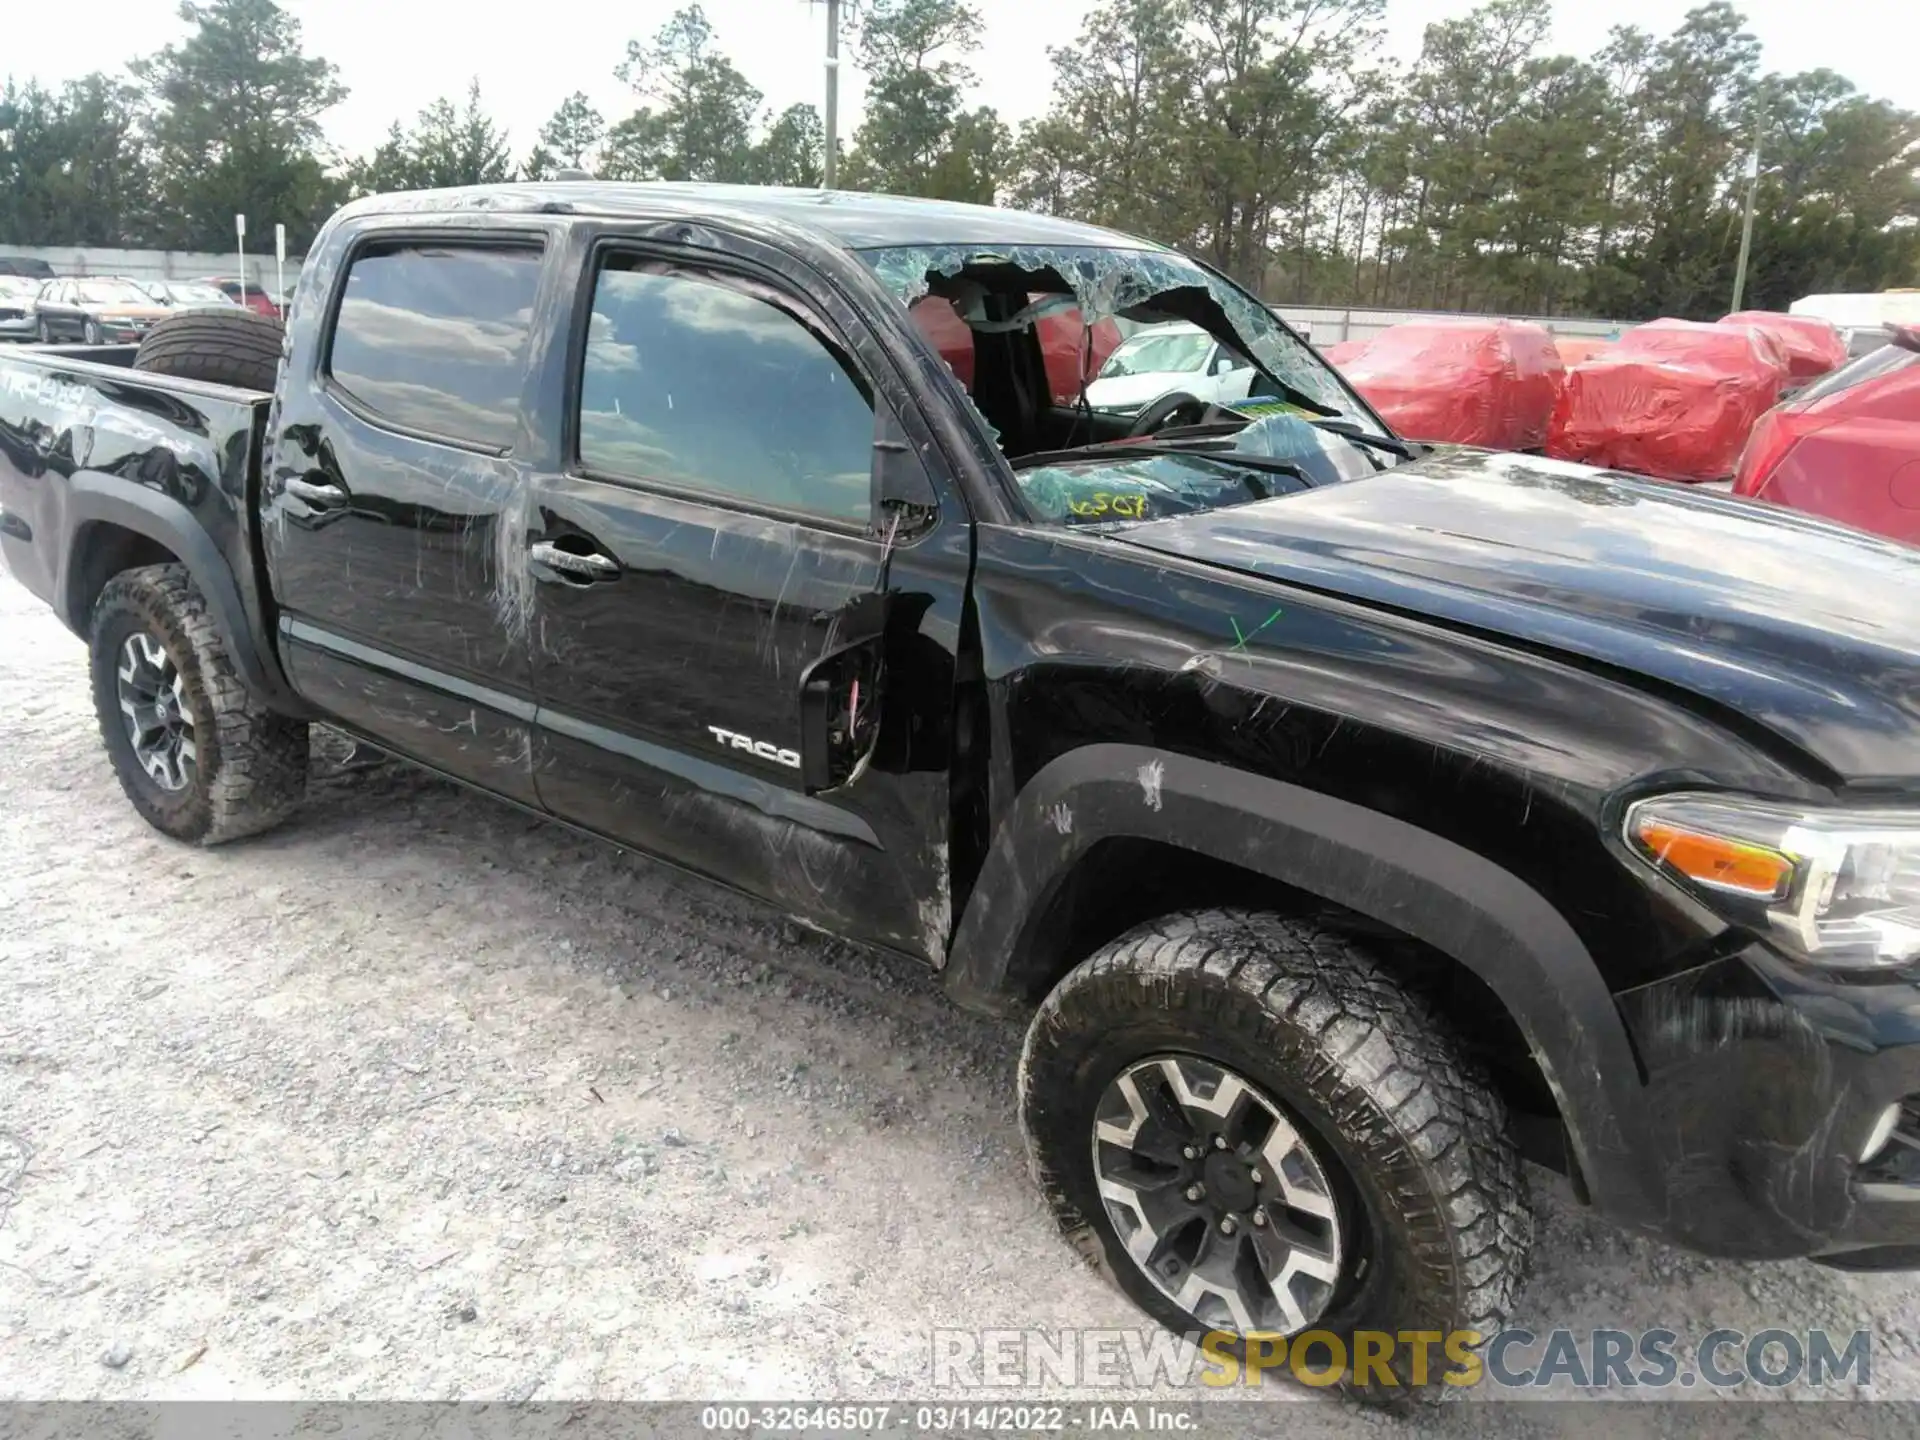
<box><xmin>7</xmin><ymin>182</ymin><xmax>1920</xmax><ymax>1387</ymax></box>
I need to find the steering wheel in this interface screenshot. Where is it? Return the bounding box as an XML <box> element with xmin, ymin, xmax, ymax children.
<box><xmin>1127</xmin><ymin>391</ymin><xmax>1214</xmax><ymax>438</ymax></box>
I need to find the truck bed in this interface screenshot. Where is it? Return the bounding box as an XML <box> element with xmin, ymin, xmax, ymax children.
<box><xmin>0</xmin><ymin>343</ymin><xmax>277</xmax><ymax>666</ymax></box>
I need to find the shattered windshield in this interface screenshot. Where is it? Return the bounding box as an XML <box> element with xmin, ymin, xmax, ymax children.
<box><xmin>862</xmin><ymin>241</ymin><xmax>1396</xmax><ymax>529</ymax></box>
<box><xmin>861</xmin><ymin>242</ymin><xmax>1373</xmax><ymax>427</ymax></box>
<box><xmin>1101</xmin><ymin>329</ymin><xmax>1212</xmax><ymax>378</ymax></box>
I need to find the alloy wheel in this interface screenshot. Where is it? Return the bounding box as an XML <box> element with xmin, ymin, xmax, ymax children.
<box><xmin>116</xmin><ymin>632</ymin><xmax>196</xmax><ymax>792</ymax></box>
<box><xmin>1090</xmin><ymin>1054</ymin><xmax>1345</xmax><ymax>1335</ymax></box>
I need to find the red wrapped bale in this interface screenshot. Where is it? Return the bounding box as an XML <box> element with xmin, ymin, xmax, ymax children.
<box><xmin>1718</xmin><ymin>310</ymin><xmax>1848</xmax><ymax>382</ymax></box>
<box><xmin>1336</xmin><ymin>318</ymin><xmax>1564</xmax><ymax>449</ymax></box>
<box><xmin>1551</xmin><ymin>335</ymin><xmax>1614</xmax><ymax>367</ymax></box>
<box><xmin>1546</xmin><ymin>318</ymin><xmax>1792</xmax><ymax>483</ymax></box>
<box><xmin>1318</xmin><ymin>337</ymin><xmax>1369</xmax><ymax>368</ymax></box>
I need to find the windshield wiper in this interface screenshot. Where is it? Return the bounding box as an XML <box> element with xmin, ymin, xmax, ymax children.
<box><xmin>1309</xmin><ymin>417</ymin><xmax>1414</xmax><ymax>458</ymax></box>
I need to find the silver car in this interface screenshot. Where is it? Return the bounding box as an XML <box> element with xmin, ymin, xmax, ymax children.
<box><xmin>31</xmin><ymin>277</ymin><xmax>171</xmax><ymax>344</ymax></box>
<box><xmin>0</xmin><ymin>277</ymin><xmax>37</xmax><ymax>341</ymax></box>
<box><xmin>136</xmin><ymin>279</ymin><xmax>245</xmax><ymax>311</ymax></box>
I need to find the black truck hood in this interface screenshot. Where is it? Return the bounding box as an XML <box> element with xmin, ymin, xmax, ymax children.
<box><xmin>1115</xmin><ymin>447</ymin><xmax>1920</xmax><ymax>785</ymax></box>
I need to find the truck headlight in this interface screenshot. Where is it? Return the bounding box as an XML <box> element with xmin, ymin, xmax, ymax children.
<box><xmin>1626</xmin><ymin>793</ymin><xmax>1920</xmax><ymax>969</ymax></box>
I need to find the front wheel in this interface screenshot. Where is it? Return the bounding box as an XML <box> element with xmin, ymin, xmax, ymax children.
<box><xmin>36</xmin><ymin>317</ymin><xmax>51</xmax><ymax>343</ymax></box>
<box><xmin>83</xmin><ymin>318</ymin><xmax>101</xmax><ymax>345</ymax></box>
<box><xmin>1019</xmin><ymin>909</ymin><xmax>1531</xmax><ymax>1396</ymax></box>
<box><xmin>89</xmin><ymin>564</ymin><xmax>308</xmax><ymax>844</ymax></box>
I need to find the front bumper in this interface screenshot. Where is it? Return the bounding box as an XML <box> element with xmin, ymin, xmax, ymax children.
<box><xmin>1615</xmin><ymin>942</ymin><xmax>1920</xmax><ymax>1265</ymax></box>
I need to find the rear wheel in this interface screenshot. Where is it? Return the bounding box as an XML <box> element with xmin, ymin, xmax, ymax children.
<box><xmin>134</xmin><ymin>307</ymin><xmax>284</xmax><ymax>390</ymax></box>
<box><xmin>1020</xmin><ymin>909</ymin><xmax>1531</xmax><ymax>1397</ymax></box>
<box><xmin>89</xmin><ymin>564</ymin><xmax>307</xmax><ymax>844</ymax></box>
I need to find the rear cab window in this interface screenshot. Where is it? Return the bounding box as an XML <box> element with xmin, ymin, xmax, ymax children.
<box><xmin>325</xmin><ymin>241</ymin><xmax>543</xmax><ymax>452</ymax></box>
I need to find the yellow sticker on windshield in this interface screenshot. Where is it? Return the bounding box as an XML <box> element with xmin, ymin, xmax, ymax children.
<box><xmin>1068</xmin><ymin>491</ymin><xmax>1150</xmax><ymax>520</ymax></box>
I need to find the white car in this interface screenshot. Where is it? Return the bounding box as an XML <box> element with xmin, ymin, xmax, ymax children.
<box><xmin>0</xmin><ymin>277</ymin><xmax>38</xmax><ymax>341</ymax></box>
<box><xmin>136</xmin><ymin>279</ymin><xmax>246</xmax><ymax>311</ymax></box>
<box><xmin>1082</xmin><ymin>322</ymin><xmax>1258</xmax><ymax>417</ymax></box>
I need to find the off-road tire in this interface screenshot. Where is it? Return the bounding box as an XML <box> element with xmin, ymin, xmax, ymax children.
<box><xmin>134</xmin><ymin>308</ymin><xmax>284</xmax><ymax>391</ymax></box>
<box><xmin>89</xmin><ymin>564</ymin><xmax>307</xmax><ymax>844</ymax></box>
<box><xmin>1020</xmin><ymin>908</ymin><xmax>1531</xmax><ymax>1398</ymax></box>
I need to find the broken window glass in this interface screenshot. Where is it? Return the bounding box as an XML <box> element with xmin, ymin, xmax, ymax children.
<box><xmin>859</xmin><ymin>243</ymin><xmax>1376</xmax><ymax>431</ymax></box>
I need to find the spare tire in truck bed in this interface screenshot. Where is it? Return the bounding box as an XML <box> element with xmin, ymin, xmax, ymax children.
<box><xmin>134</xmin><ymin>308</ymin><xmax>285</xmax><ymax>391</ymax></box>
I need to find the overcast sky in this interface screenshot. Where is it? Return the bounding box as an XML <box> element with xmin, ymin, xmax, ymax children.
<box><xmin>9</xmin><ymin>0</ymin><xmax>1914</xmax><ymax>163</ymax></box>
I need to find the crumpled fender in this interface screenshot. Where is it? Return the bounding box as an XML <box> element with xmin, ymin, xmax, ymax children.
<box><xmin>942</xmin><ymin>741</ymin><xmax>1661</xmax><ymax>1228</ymax></box>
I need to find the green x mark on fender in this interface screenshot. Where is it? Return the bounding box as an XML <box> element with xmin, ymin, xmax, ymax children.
<box><xmin>1228</xmin><ymin>608</ymin><xmax>1285</xmax><ymax>656</ymax></box>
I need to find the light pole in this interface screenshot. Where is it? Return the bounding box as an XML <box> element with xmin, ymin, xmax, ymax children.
<box><xmin>824</xmin><ymin>0</ymin><xmax>841</xmax><ymax>189</ymax></box>
<box><xmin>1731</xmin><ymin>145</ymin><xmax>1760</xmax><ymax>312</ymax></box>
<box><xmin>809</xmin><ymin>0</ymin><xmax>843</xmax><ymax>189</ymax></box>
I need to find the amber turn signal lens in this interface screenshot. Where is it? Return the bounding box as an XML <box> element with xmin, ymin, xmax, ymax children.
<box><xmin>1633</xmin><ymin>819</ymin><xmax>1794</xmax><ymax>899</ymax></box>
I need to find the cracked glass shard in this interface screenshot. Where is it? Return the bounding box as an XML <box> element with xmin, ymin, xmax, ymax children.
<box><xmin>860</xmin><ymin>243</ymin><xmax>1360</xmax><ymax>421</ymax></box>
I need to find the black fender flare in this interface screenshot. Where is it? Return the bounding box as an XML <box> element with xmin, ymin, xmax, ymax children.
<box><xmin>60</xmin><ymin>475</ymin><xmax>305</xmax><ymax>714</ymax></box>
<box><xmin>942</xmin><ymin>742</ymin><xmax>1659</xmax><ymax>1228</ymax></box>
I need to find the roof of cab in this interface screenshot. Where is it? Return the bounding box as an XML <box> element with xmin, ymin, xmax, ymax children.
<box><xmin>340</xmin><ymin>181</ymin><xmax>1163</xmax><ymax>253</ymax></box>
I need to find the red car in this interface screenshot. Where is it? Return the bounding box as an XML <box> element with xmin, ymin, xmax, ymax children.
<box><xmin>1733</xmin><ymin>326</ymin><xmax>1920</xmax><ymax>540</ymax></box>
<box><xmin>196</xmin><ymin>277</ymin><xmax>284</xmax><ymax>319</ymax></box>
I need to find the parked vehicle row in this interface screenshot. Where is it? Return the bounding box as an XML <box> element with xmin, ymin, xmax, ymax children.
<box><xmin>0</xmin><ymin>274</ymin><xmax>286</xmax><ymax>344</ymax></box>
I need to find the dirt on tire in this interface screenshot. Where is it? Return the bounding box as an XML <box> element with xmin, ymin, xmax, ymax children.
<box><xmin>1019</xmin><ymin>909</ymin><xmax>1530</xmax><ymax>1394</ymax></box>
<box><xmin>89</xmin><ymin>563</ymin><xmax>308</xmax><ymax>844</ymax></box>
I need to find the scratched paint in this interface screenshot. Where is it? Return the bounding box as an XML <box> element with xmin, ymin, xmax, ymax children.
<box><xmin>1136</xmin><ymin>759</ymin><xmax>1165</xmax><ymax>812</ymax></box>
<box><xmin>1228</xmin><ymin>608</ymin><xmax>1285</xmax><ymax>657</ymax></box>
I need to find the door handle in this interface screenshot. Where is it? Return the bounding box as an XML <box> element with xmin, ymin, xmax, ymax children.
<box><xmin>529</xmin><ymin>541</ymin><xmax>621</xmax><ymax>581</ymax></box>
<box><xmin>284</xmin><ymin>476</ymin><xmax>347</xmax><ymax>507</ymax></box>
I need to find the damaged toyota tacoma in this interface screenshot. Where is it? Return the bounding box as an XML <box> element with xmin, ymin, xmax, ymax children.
<box><xmin>7</xmin><ymin>183</ymin><xmax>1920</xmax><ymax>1389</ymax></box>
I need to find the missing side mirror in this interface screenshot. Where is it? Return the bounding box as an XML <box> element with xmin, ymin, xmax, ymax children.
<box><xmin>872</xmin><ymin>410</ymin><xmax>938</xmax><ymax>536</ymax></box>
<box><xmin>797</xmin><ymin>591</ymin><xmax>890</xmax><ymax>794</ymax></box>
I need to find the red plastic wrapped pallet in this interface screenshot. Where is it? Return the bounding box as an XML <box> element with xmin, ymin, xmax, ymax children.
<box><xmin>1546</xmin><ymin>318</ymin><xmax>1792</xmax><ymax>483</ymax></box>
<box><xmin>1335</xmin><ymin>319</ymin><xmax>1564</xmax><ymax>449</ymax></box>
<box><xmin>1551</xmin><ymin>335</ymin><xmax>1614</xmax><ymax>367</ymax></box>
<box><xmin>1318</xmin><ymin>338</ymin><xmax>1369</xmax><ymax>368</ymax></box>
<box><xmin>1718</xmin><ymin>310</ymin><xmax>1848</xmax><ymax>381</ymax></box>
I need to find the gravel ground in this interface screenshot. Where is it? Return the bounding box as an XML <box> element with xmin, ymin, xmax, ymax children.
<box><xmin>2</xmin><ymin>561</ymin><xmax>1918</xmax><ymax>1431</ymax></box>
